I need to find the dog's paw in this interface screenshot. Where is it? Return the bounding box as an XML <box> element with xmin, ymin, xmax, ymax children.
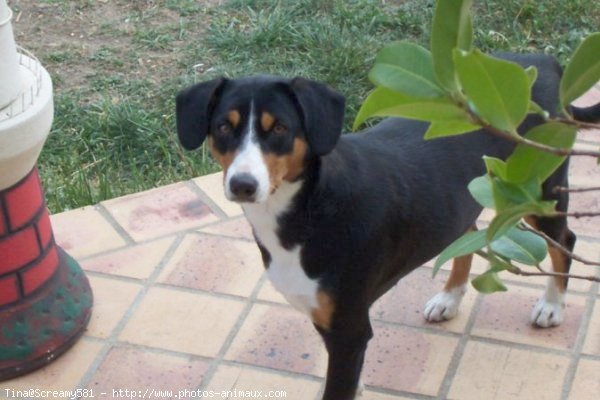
<box><xmin>531</xmin><ymin>298</ymin><xmax>564</xmax><ymax>328</ymax></box>
<box><xmin>424</xmin><ymin>285</ymin><xmax>466</xmax><ymax>322</ymax></box>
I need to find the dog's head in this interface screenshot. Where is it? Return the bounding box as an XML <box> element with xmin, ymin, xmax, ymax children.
<box><xmin>176</xmin><ymin>76</ymin><xmax>345</xmax><ymax>203</ymax></box>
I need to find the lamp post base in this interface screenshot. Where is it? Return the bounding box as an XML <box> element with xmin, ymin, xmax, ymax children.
<box><xmin>0</xmin><ymin>169</ymin><xmax>93</xmax><ymax>381</ymax></box>
<box><xmin>0</xmin><ymin>248</ymin><xmax>92</xmax><ymax>381</ymax></box>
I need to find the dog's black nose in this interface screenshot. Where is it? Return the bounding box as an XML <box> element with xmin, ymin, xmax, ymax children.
<box><xmin>229</xmin><ymin>173</ymin><xmax>258</xmax><ymax>201</ymax></box>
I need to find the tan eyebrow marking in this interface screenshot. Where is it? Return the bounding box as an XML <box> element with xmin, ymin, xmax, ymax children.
<box><xmin>260</xmin><ymin>111</ymin><xmax>275</xmax><ymax>132</ymax></box>
<box><xmin>227</xmin><ymin>110</ymin><xmax>241</xmax><ymax>128</ymax></box>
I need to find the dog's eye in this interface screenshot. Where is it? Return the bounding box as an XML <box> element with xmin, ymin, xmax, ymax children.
<box><xmin>217</xmin><ymin>122</ymin><xmax>233</xmax><ymax>135</ymax></box>
<box><xmin>272</xmin><ymin>123</ymin><xmax>287</xmax><ymax>135</ymax></box>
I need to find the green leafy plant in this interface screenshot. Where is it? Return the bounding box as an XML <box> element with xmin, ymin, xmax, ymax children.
<box><xmin>355</xmin><ymin>0</ymin><xmax>600</xmax><ymax>292</ymax></box>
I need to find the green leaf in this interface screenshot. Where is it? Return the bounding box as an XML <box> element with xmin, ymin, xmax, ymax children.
<box><xmin>486</xmin><ymin>201</ymin><xmax>556</xmax><ymax>242</ymax></box>
<box><xmin>369</xmin><ymin>41</ymin><xmax>444</xmax><ymax>98</ymax></box>
<box><xmin>525</xmin><ymin>66</ymin><xmax>538</xmax><ymax>88</ymax></box>
<box><xmin>506</xmin><ymin>123</ymin><xmax>577</xmax><ymax>183</ymax></box>
<box><xmin>528</xmin><ymin>101</ymin><xmax>548</xmax><ymax>117</ymax></box>
<box><xmin>490</xmin><ymin>227</ymin><xmax>548</xmax><ymax>265</ymax></box>
<box><xmin>487</xmin><ymin>254</ymin><xmax>514</xmax><ymax>273</ymax></box>
<box><xmin>454</xmin><ymin>49</ymin><xmax>531</xmax><ymax>132</ymax></box>
<box><xmin>353</xmin><ymin>87</ymin><xmax>468</xmax><ymax>129</ymax></box>
<box><xmin>483</xmin><ymin>156</ymin><xmax>507</xmax><ymax>180</ymax></box>
<box><xmin>560</xmin><ymin>33</ymin><xmax>600</xmax><ymax>107</ymax></box>
<box><xmin>491</xmin><ymin>177</ymin><xmax>542</xmax><ymax>211</ymax></box>
<box><xmin>471</xmin><ymin>270</ymin><xmax>507</xmax><ymax>293</ymax></box>
<box><xmin>431</xmin><ymin>0</ymin><xmax>473</xmax><ymax>91</ymax></box>
<box><xmin>433</xmin><ymin>229</ymin><xmax>487</xmax><ymax>276</ymax></box>
<box><xmin>468</xmin><ymin>175</ymin><xmax>495</xmax><ymax>208</ymax></box>
<box><xmin>424</xmin><ymin>120</ymin><xmax>479</xmax><ymax>139</ymax></box>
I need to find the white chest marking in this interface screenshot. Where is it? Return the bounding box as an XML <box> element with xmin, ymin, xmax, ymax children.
<box><xmin>243</xmin><ymin>182</ymin><xmax>319</xmax><ymax>316</ymax></box>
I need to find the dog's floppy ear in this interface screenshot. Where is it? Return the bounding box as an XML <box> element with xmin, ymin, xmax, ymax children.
<box><xmin>175</xmin><ymin>77</ymin><xmax>228</xmax><ymax>150</ymax></box>
<box><xmin>289</xmin><ymin>77</ymin><xmax>345</xmax><ymax>156</ymax></box>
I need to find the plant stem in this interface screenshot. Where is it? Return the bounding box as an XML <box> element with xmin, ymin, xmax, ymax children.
<box><xmin>468</xmin><ymin>112</ymin><xmax>600</xmax><ymax>158</ymax></box>
<box><xmin>554</xmin><ymin>117</ymin><xmax>600</xmax><ymax>131</ymax></box>
<box><xmin>518</xmin><ymin>224</ymin><xmax>600</xmax><ymax>266</ymax></box>
<box><xmin>475</xmin><ymin>250</ymin><xmax>600</xmax><ymax>282</ymax></box>
<box><xmin>553</xmin><ymin>186</ymin><xmax>600</xmax><ymax>193</ymax></box>
<box><xmin>553</xmin><ymin>211</ymin><xmax>600</xmax><ymax>219</ymax></box>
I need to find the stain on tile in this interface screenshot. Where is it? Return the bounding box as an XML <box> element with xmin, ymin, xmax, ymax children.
<box><xmin>103</xmin><ymin>183</ymin><xmax>219</xmax><ymax>241</ymax></box>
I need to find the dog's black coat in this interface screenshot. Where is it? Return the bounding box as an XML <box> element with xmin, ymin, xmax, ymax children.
<box><xmin>176</xmin><ymin>53</ymin><xmax>600</xmax><ymax>400</ymax></box>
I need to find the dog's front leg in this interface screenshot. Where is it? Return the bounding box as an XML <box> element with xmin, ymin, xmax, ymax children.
<box><xmin>316</xmin><ymin>319</ymin><xmax>373</xmax><ymax>400</ymax></box>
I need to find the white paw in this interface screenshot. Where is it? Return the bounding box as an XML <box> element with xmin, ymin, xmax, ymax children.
<box><xmin>531</xmin><ymin>298</ymin><xmax>564</xmax><ymax>328</ymax></box>
<box><xmin>424</xmin><ymin>285</ymin><xmax>466</xmax><ymax>322</ymax></box>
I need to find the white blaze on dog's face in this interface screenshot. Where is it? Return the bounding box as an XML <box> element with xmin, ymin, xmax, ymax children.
<box><xmin>206</xmin><ymin>84</ymin><xmax>308</xmax><ymax>204</ymax></box>
<box><xmin>223</xmin><ymin>104</ymin><xmax>270</xmax><ymax>202</ymax></box>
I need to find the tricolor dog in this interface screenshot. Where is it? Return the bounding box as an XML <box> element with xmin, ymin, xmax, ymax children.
<box><xmin>176</xmin><ymin>53</ymin><xmax>600</xmax><ymax>400</ymax></box>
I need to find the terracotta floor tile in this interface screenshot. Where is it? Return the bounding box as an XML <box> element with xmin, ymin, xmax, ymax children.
<box><xmin>576</xmin><ymin>127</ymin><xmax>600</xmax><ymax>145</ymax></box>
<box><xmin>51</xmin><ymin>206</ymin><xmax>127</xmax><ymax>259</ymax></box>
<box><xmin>119</xmin><ymin>287</ymin><xmax>245</xmax><ymax>357</ymax></box>
<box><xmin>568</xmin><ymin>190</ymin><xmax>600</xmax><ymax>239</ymax></box>
<box><xmin>582</xmin><ymin>301</ymin><xmax>600</xmax><ymax>356</ymax></box>
<box><xmin>569</xmin><ymin>358</ymin><xmax>600</xmax><ymax>400</ymax></box>
<box><xmin>225</xmin><ymin>303</ymin><xmax>327</xmax><ymax>377</ymax></box>
<box><xmin>362</xmin><ymin>323</ymin><xmax>458</xmax><ymax>396</ymax></box>
<box><xmin>573</xmin><ymin>85</ymin><xmax>600</xmax><ymax>108</ymax></box>
<box><xmin>103</xmin><ymin>182</ymin><xmax>219</xmax><ymax>242</ymax></box>
<box><xmin>570</xmin><ymin>144</ymin><xmax>600</xmax><ymax>188</ymax></box>
<box><xmin>472</xmin><ymin>284</ymin><xmax>585</xmax><ymax>350</ymax></box>
<box><xmin>448</xmin><ymin>341</ymin><xmax>570</xmax><ymax>400</ymax></box>
<box><xmin>86</xmin><ymin>275</ymin><xmax>142</xmax><ymax>339</ymax></box>
<box><xmin>361</xmin><ymin>391</ymin><xmax>412</xmax><ymax>400</ymax></box>
<box><xmin>0</xmin><ymin>339</ymin><xmax>103</xmax><ymax>398</ymax></box>
<box><xmin>198</xmin><ymin>217</ymin><xmax>254</xmax><ymax>241</ymax></box>
<box><xmin>256</xmin><ymin>279</ymin><xmax>288</xmax><ymax>305</ymax></box>
<box><xmin>81</xmin><ymin>237</ymin><xmax>175</xmax><ymax>279</ymax></box>
<box><xmin>86</xmin><ymin>345</ymin><xmax>209</xmax><ymax>395</ymax></box>
<box><xmin>207</xmin><ymin>365</ymin><xmax>321</xmax><ymax>399</ymax></box>
<box><xmin>157</xmin><ymin>233</ymin><xmax>263</xmax><ymax>297</ymax></box>
<box><xmin>371</xmin><ymin>268</ymin><xmax>477</xmax><ymax>334</ymax></box>
<box><xmin>193</xmin><ymin>172</ymin><xmax>243</xmax><ymax>218</ymax></box>
<box><xmin>478</xmin><ymin>208</ymin><xmax>495</xmax><ymax>222</ymax></box>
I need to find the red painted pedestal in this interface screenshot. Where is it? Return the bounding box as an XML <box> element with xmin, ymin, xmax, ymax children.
<box><xmin>0</xmin><ymin>168</ymin><xmax>92</xmax><ymax>380</ymax></box>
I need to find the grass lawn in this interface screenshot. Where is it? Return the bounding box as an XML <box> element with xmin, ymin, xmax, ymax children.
<box><xmin>10</xmin><ymin>0</ymin><xmax>600</xmax><ymax>213</ymax></box>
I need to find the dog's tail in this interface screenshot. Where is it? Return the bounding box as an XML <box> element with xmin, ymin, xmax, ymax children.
<box><xmin>571</xmin><ymin>102</ymin><xmax>600</xmax><ymax>123</ymax></box>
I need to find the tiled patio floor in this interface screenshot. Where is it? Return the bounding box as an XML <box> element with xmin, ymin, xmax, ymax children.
<box><xmin>2</xmin><ymin>88</ymin><xmax>600</xmax><ymax>399</ymax></box>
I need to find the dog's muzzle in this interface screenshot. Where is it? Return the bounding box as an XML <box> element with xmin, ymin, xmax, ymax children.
<box><xmin>228</xmin><ymin>173</ymin><xmax>259</xmax><ymax>203</ymax></box>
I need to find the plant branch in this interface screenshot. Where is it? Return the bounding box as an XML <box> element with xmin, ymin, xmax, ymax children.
<box><xmin>467</xmin><ymin>112</ymin><xmax>600</xmax><ymax>158</ymax></box>
<box><xmin>518</xmin><ymin>224</ymin><xmax>600</xmax><ymax>266</ymax></box>
<box><xmin>554</xmin><ymin>117</ymin><xmax>600</xmax><ymax>131</ymax></box>
<box><xmin>553</xmin><ymin>211</ymin><xmax>600</xmax><ymax>219</ymax></box>
<box><xmin>553</xmin><ymin>186</ymin><xmax>600</xmax><ymax>194</ymax></box>
<box><xmin>475</xmin><ymin>250</ymin><xmax>600</xmax><ymax>283</ymax></box>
